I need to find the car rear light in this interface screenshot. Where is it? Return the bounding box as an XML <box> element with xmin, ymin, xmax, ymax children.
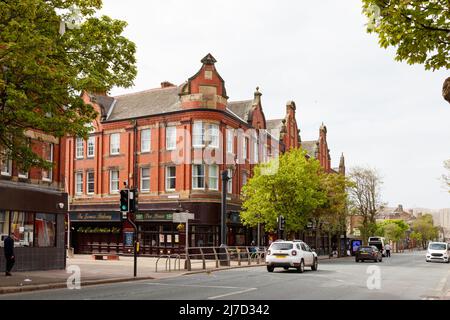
<box><xmin>291</xmin><ymin>250</ymin><xmax>297</xmax><ymax>256</ymax></box>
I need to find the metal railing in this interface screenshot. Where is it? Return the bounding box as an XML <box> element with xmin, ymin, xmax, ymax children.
<box><xmin>155</xmin><ymin>254</ymin><xmax>182</xmax><ymax>272</ymax></box>
<box><xmin>184</xmin><ymin>246</ymin><xmax>267</xmax><ymax>271</ymax></box>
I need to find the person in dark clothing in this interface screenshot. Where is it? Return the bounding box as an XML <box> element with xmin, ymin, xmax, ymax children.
<box><xmin>4</xmin><ymin>235</ymin><xmax>15</xmax><ymax>276</ymax></box>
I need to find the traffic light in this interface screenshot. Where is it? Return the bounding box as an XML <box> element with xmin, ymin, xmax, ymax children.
<box><xmin>120</xmin><ymin>189</ymin><xmax>129</xmax><ymax>212</ymax></box>
<box><xmin>129</xmin><ymin>188</ymin><xmax>138</xmax><ymax>213</ymax></box>
<box><xmin>278</xmin><ymin>215</ymin><xmax>286</xmax><ymax>231</ymax></box>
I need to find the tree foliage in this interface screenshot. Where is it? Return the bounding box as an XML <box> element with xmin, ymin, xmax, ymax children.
<box><xmin>348</xmin><ymin>166</ymin><xmax>384</xmax><ymax>244</ymax></box>
<box><xmin>362</xmin><ymin>0</ymin><xmax>450</xmax><ymax>71</ymax></box>
<box><xmin>376</xmin><ymin>219</ymin><xmax>409</xmax><ymax>244</ymax></box>
<box><xmin>0</xmin><ymin>0</ymin><xmax>137</xmax><ymax>169</ymax></box>
<box><xmin>240</xmin><ymin>149</ymin><xmax>327</xmax><ymax>234</ymax></box>
<box><xmin>362</xmin><ymin>0</ymin><xmax>450</xmax><ymax>103</ymax></box>
<box><xmin>312</xmin><ymin>170</ymin><xmax>352</xmax><ymax>235</ymax></box>
<box><xmin>411</xmin><ymin>213</ymin><xmax>439</xmax><ymax>248</ymax></box>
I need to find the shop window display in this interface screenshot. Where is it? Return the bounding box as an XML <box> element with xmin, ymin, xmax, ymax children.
<box><xmin>10</xmin><ymin>211</ymin><xmax>34</xmax><ymax>247</ymax></box>
<box><xmin>35</xmin><ymin>213</ymin><xmax>56</xmax><ymax>247</ymax></box>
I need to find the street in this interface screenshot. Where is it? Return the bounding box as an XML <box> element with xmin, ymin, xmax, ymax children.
<box><xmin>1</xmin><ymin>250</ymin><xmax>449</xmax><ymax>300</ymax></box>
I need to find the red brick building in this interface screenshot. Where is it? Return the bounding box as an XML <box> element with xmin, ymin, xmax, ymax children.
<box><xmin>0</xmin><ymin>131</ymin><xmax>68</xmax><ymax>271</ymax></box>
<box><xmin>63</xmin><ymin>54</ymin><xmax>300</xmax><ymax>255</ymax></box>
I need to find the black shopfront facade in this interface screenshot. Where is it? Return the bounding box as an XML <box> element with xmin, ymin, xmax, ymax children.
<box><xmin>69</xmin><ymin>201</ymin><xmax>252</xmax><ymax>256</ymax></box>
<box><xmin>0</xmin><ymin>181</ymin><xmax>68</xmax><ymax>271</ymax></box>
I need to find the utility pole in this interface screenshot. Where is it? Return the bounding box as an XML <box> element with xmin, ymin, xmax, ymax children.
<box><xmin>221</xmin><ymin>170</ymin><xmax>229</xmax><ymax>246</ymax></box>
<box><xmin>121</xmin><ymin>183</ymin><xmax>138</xmax><ymax>277</ymax></box>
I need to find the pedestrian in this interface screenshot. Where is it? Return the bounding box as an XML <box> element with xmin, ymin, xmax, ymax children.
<box><xmin>385</xmin><ymin>243</ymin><xmax>391</xmax><ymax>257</ymax></box>
<box><xmin>4</xmin><ymin>234</ymin><xmax>15</xmax><ymax>276</ymax></box>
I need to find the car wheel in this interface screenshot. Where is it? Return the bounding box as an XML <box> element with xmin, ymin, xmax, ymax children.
<box><xmin>297</xmin><ymin>260</ymin><xmax>304</xmax><ymax>273</ymax></box>
<box><xmin>311</xmin><ymin>258</ymin><xmax>318</xmax><ymax>271</ymax></box>
<box><xmin>267</xmin><ymin>266</ymin><xmax>274</xmax><ymax>272</ymax></box>
<box><xmin>374</xmin><ymin>258</ymin><xmax>378</xmax><ymax>263</ymax></box>
<box><xmin>379</xmin><ymin>257</ymin><xmax>382</xmax><ymax>262</ymax></box>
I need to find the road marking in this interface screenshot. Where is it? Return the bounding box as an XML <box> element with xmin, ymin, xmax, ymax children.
<box><xmin>146</xmin><ymin>282</ymin><xmax>242</xmax><ymax>289</ymax></box>
<box><xmin>207</xmin><ymin>288</ymin><xmax>257</xmax><ymax>300</ymax></box>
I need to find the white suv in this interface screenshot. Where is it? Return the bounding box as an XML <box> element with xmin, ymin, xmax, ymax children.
<box><xmin>266</xmin><ymin>240</ymin><xmax>318</xmax><ymax>273</ymax></box>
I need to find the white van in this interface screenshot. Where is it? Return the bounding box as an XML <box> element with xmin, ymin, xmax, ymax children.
<box><xmin>426</xmin><ymin>242</ymin><xmax>450</xmax><ymax>263</ymax></box>
<box><xmin>368</xmin><ymin>237</ymin><xmax>386</xmax><ymax>257</ymax></box>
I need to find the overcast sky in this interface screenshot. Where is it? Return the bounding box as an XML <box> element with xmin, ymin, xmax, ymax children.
<box><xmin>100</xmin><ymin>0</ymin><xmax>450</xmax><ymax>209</ymax></box>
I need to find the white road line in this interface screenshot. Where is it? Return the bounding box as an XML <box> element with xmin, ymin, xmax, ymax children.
<box><xmin>145</xmin><ymin>282</ymin><xmax>242</xmax><ymax>289</ymax></box>
<box><xmin>207</xmin><ymin>288</ymin><xmax>257</xmax><ymax>300</ymax></box>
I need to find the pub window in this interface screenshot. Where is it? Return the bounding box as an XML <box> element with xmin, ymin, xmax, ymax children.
<box><xmin>226</xmin><ymin>129</ymin><xmax>234</xmax><ymax>154</ymax></box>
<box><xmin>87</xmin><ymin>171</ymin><xmax>95</xmax><ymax>194</ymax></box>
<box><xmin>141</xmin><ymin>167</ymin><xmax>150</xmax><ymax>191</ymax></box>
<box><xmin>253</xmin><ymin>132</ymin><xmax>259</xmax><ymax>164</ymax></box>
<box><xmin>18</xmin><ymin>167</ymin><xmax>29</xmax><ymax>179</ymax></box>
<box><xmin>208</xmin><ymin>165</ymin><xmax>219</xmax><ymax>190</ymax></box>
<box><xmin>110</xmin><ymin>133</ymin><xmax>120</xmax><ymax>155</ymax></box>
<box><xmin>75</xmin><ymin>172</ymin><xmax>83</xmax><ymax>195</ymax></box>
<box><xmin>192</xmin><ymin>164</ymin><xmax>205</xmax><ymax>189</ymax></box>
<box><xmin>76</xmin><ymin>137</ymin><xmax>84</xmax><ymax>159</ymax></box>
<box><xmin>87</xmin><ymin>136</ymin><xmax>95</xmax><ymax>158</ymax></box>
<box><xmin>243</xmin><ymin>137</ymin><xmax>248</xmax><ymax>160</ymax></box>
<box><xmin>10</xmin><ymin>211</ymin><xmax>34</xmax><ymax>247</ymax></box>
<box><xmin>0</xmin><ymin>156</ymin><xmax>12</xmax><ymax>176</ymax></box>
<box><xmin>165</xmin><ymin>166</ymin><xmax>176</xmax><ymax>191</ymax></box>
<box><xmin>35</xmin><ymin>213</ymin><xmax>56</xmax><ymax>247</ymax></box>
<box><xmin>141</xmin><ymin>129</ymin><xmax>151</xmax><ymax>152</ymax></box>
<box><xmin>227</xmin><ymin>168</ymin><xmax>233</xmax><ymax>194</ymax></box>
<box><xmin>242</xmin><ymin>171</ymin><xmax>248</xmax><ymax>187</ymax></box>
<box><xmin>207</xmin><ymin>123</ymin><xmax>219</xmax><ymax>148</ymax></box>
<box><xmin>166</xmin><ymin>126</ymin><xmax>176</xmax><ymax>151</ymax></box>
<box><xmin>192</xmin><ymin>121</ymin><xmax>205</xmax><ymax>148</ymax></box>
<box><xmin>0</xmin><ymin>211</ymin><xmax>10</xmax><ymax>237</ymax></box>
<box><xmin>110</xmin><ymin>170</ymin><xmax>120</xmax><ymax>193</ymax></box>
<box><xmin>42</xmin><ymin>143</ymin><xmax>53</xmax><ymax>182</ymax></box>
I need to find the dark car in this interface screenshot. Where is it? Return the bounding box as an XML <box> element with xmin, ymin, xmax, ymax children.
<box><xmin>355</xmin><ymin>246</ymin><xmax>382</xmax><ymax>263</ymax></box>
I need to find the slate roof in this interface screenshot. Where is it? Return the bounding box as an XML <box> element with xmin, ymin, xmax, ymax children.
<box><xmin>227</xmin><ymin>100</ymin><xmax>254</xmax><ymax>122</ymax></box>
<box><xmin>106</xmin><ymin>86</ymin><xmax>182</xmax><ymax>121</ymax></box>
<box><xmin>266</xmin><ymin>119</ymin><xmax>284</xmax><ymax>132</ymax></box>
<box><xmin>301</xmin><ymin>140</ymin><xmax>319</xmax><ymax>158</ymax></box>
<box><xmin>90</xmin><ymin>94</ymin><xmax>115</xmax><ymax>119</ymax></box>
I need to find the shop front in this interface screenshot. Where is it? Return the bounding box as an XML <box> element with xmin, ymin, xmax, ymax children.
<box><xmin>0</xmin><ymin>181</ymin><xmax>67</xmax><ymax>271</ymax></box>
<box><xmin>70</xmin><ymin>212</ymin><xmax>122</xmax><ymax>254</ymax></box>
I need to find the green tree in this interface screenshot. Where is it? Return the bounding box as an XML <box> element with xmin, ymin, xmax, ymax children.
<box><xmin>0</xmin><ymin>0</ymin><xmax>137</xmax><ymax>169</ymax></box>
<box><xmin>348</xmin><ymin>166</ymin><xmax>384</xmax><ymax>244</ymax></box>
<box><xmin>362</xmin><ymin>0</ymin><xmax>450</xmax><ymax>102</ymax></box>
<box><xmin>411</xmin><ymin>214</ymin><xmax>439</xmax><ymax>249</ymax></box>
<box><xmin>376</xmin><ymin>219</ymin><xmax>409</xmax><ymax>252</ymax></box>
<box><xmin>311</xmin><ymin>171</ymin><xmax>352</xmax><ymax>255</ymax></box>
<box><xmin>240</xmin><ymin>149</ymin><xmax>326</xmax><ymax>235</ymax></box>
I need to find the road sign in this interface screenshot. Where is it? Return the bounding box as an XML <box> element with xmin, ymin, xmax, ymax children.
<box><xmin>173</xmin><ymin>212</ymin><xmax>195</xmax><ymax>223</ymax></box>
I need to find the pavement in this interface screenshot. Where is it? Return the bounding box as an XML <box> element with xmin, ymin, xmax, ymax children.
<box><xmin>2</xmin><ymin>250</ymin><xmax>449</xmax><ymax>300</ymax></box>
<box><xmin>0</xmin><ymin>253</ymin><xmax>346</xmax><ymax>294</ymax></box>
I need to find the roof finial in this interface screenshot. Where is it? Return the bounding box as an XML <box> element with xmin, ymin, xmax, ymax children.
<box><xmin>201</xmin><ymin>53</ymin><xmax>217</xmax><ymax>65</ymax></box>
<box><xmin>253</xmin><ymin>86</ymin><xmax>262</xmax><ymax>105</ymax></box>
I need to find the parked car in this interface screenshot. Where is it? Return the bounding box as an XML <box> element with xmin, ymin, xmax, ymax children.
<box><xmin>355</xmin><ymin>245</ymin><xmax>383</xmax><ymax>263</ymax></box>
<box><xmin>265</xmin><ymin>240</ymin><xmax>318</xmax><ymax>273</ymax></box>
<box><xmin>368</xmin><ymin>236</ymin><xmax>386</xmax><ymax>257</ymax></box>
<box><xmin>426</xmin><ymin>242</ymin><xmax>450</xmax><ymax>263</ymax></box>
